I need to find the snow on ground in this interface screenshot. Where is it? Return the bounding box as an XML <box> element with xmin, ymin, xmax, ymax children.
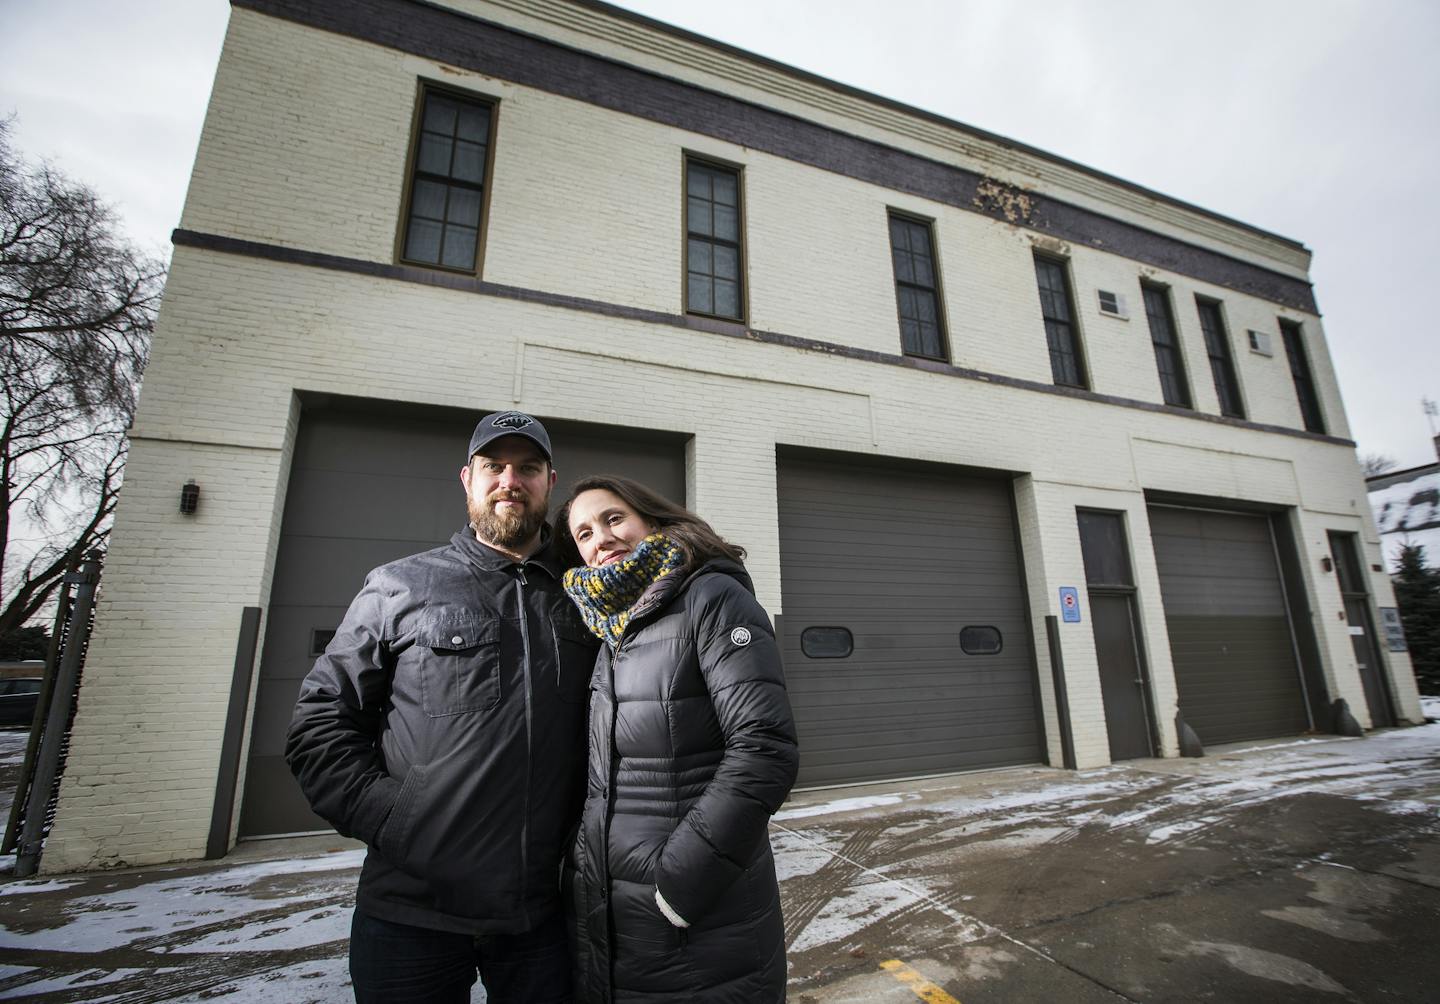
<box><xmin>0</xmin><ymin>849</ymin><xmax>365</xmax><ymax>953</ymax></box>
<box><xmin>0</xmin><ymin>724</ymin><xmax>1435</xmax><ymax>1001</ymax></box>
<box><xmin>774</xmin><ymin>792</ymin><xmax>914</xmax><ymax>821</ymax></box>
<box><xmin>769</xmin><ymin>723</ymin><xmax>1440</xmax><ymax>960</ymax></box>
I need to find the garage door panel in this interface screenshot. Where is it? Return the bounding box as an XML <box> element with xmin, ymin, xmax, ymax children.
<box><xmin>1150</xmin><ymin>506</ymin><xmax>1309</xmax><ymax>746</ymax></box>
<box><xmin>281</xmin><ymin>468</ymin><xmax>458</xmax><ymax>541</ymax></box>
<box><xmin>779</xmin><ymin>455</ymin><xmax>1041</xmax><ymax>787</ymax></box>
<box><xmin>257</xmin><ymin>605</ymin><xmax>350</xmax><ymax>681</ymax></box>
<box><xmin>268</xmin><ymin>536</ymin><xmax>425</xmax><ymax>607</ymax></box>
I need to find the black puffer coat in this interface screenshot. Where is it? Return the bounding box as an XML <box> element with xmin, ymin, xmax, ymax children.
<box><xmin>569</xmin><ymin>560</ymin><xmax>799</xmax><ymax>1003</ymax></box>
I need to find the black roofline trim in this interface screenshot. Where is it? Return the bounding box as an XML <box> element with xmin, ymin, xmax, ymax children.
<box><xmin>172</xmin><ymin>228</ymin><xmax>1352</xmax><ymax>448</ymax></box>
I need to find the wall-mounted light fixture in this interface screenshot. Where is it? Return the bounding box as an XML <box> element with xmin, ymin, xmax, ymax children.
<box><xmin>1320</xmin><ymin>556</ymin><xmax>1333</xmax><ymax>573</ymax></box>
<box><xmin>180</xmin><ymin>480</ymin><xmax>200</xmax><ymax>515</ymax></box>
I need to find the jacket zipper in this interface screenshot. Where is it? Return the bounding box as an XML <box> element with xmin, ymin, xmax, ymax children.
<box><xmin>516</xmin><ymin>563</ymin><xmax>532</xmax><ymax>929</ymax></box>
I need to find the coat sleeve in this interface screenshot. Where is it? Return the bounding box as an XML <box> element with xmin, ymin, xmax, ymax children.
<box><xmin>284</xmin><ymin>570</ymin><xmax>402</xmax><ymax>845</ymax></box>
<box><xmin>654</xmin><ymin>576</ymin><xmax>799</xmax><ymax>923</ymax></box>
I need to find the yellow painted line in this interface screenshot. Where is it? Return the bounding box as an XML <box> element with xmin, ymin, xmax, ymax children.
<box><xmin>879</xmin><ymin>958</ymin><xmax>961</xmax><ymax>1004</ymax></box>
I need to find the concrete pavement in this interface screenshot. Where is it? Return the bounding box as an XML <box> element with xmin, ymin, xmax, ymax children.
<box><xmin>1</xmin><ymin>718</ymin><xmax>1438</xmax><ymax>1002</ymax></box>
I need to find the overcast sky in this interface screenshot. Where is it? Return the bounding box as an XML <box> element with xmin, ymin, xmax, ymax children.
<box><xmin>2</xmin><ymin>0</ymin><xmax>1436</xmax><ymax>469</ymax></box>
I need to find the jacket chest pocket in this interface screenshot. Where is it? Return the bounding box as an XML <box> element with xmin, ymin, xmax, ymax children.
<box><xmin>419</xmin><ymin>621</ymin><xmax>501</xmax><ymax>717</ymax></box>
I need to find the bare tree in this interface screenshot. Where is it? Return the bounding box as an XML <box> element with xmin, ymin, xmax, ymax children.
<box><xmin>1359</xmin><ymin>452</ymin><xmax>1398</xmax><ymax>478</ymax></box>
<box><xmin>0</xmin><ymin>118</ymin><xmax>163</xmax><ymax>636</ymax></box>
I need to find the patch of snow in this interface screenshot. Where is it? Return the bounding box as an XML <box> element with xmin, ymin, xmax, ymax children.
<box><xmin>0</xmin><ymin>851</ymin><xmax>363</xmax><ymax>953</ymax></box>
<box><xmin>0</xmin><ymin>966</ymin><xmax>179</xmax><ymax>999</ymax></box>
<box><xmin>167</xmin><ymin>902</ymin><xmax>350</xmax><ymax>954</ymax></box>
<box><xmin>1146</xmin><ymin>816</ymin><xmax>1222</xmax><ymax>844</ymax></box>
<box><xmin>771</xmin><ymin>831</ymin><xmax>837</xmax><ymax>882</ymax></box>
<box><xmin>1214</xmin><ymin>737</ymin><xmax>1358</xmax><ymax>756</ymax></box>
<box><xmin>185</xmin><ymin>955</ymin><xmax>359</xmax><ymax>1003</ymax></box>
<box><xmin>775</xmin><ymin>793</ymin><xmax>912</xmax><ymax>821</ymax></box>
<box><xmin>0</xmin><ymin>879</ymin><xmax>84</xmax><ymax>897</ymax></box>
<box><xmin>786</xmin><ymin>875</ymin><xmax>929</xmax><ymax>954</ymax></box>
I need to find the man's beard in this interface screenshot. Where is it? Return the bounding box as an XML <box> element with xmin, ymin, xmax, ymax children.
<box><xmin>469</xmin><ymin>488</ymin><xmax>549</xmax><ymax>550</ymax></box>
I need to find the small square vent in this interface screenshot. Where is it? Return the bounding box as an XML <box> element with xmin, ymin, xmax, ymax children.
<box><xmin>1097</xmin><ymin>290</ymin><xmax>1128</xmax><ymax>318</ymax></box>
<box><xmin>1247</xmin><ymin>329</ymin><xmax>1274</xmax><ymax>356</ymax></box>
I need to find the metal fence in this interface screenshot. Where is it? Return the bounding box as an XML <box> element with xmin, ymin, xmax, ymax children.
<box><xmin>2</xmin><ymin>551</ymin><xmax>103</xmax><ymax>876</ymax></box>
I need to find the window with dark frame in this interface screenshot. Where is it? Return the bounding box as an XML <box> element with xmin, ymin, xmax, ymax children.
<box><xmin>800</xmin><ymin>627</ymin><xmax>853</xmax><ymax>659</ymax></box>
<box><xmin>1033</xmin><ymin>255</ymin><xmax>1087</xmax><ymax>388</ymax></box>
<box><xmin>1195</xmin><ymin>297</ymin><xmax>1245</xmax><ymax>418</ymax></box>
<box><xmin>400</xmin><ymin>87</ymin><xmax>494</xmax><ymax>272</ymax></box>
<box><xmin>958</xmin><ymin>626</ymin><xmax>1003</xmax><ymax>655</ymax></box>
<box><xmin>1141</xmin><ymin>284</ymin><xmax>1191</xmax><ymax>408</ymax></box>
<box><xmin>685</xmin><ymin>159</ymin><xmax>744</xmax><ymax>320</ymax></box>
<box><xmin>1280</xmin><ymin>319</ymin><xmax>1326</xmax><ymax>433</ymax></box>
<box><xmin>887</xmin><ymin>213</ymin><xmax>947</xmax><ymax>360</ymax></box>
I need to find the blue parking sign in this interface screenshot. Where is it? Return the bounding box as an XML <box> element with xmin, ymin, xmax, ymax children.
<box><xmin>1059</xmin><ymin>586</ymin><xmax>1081</xmax><ymax>623</ymax></box>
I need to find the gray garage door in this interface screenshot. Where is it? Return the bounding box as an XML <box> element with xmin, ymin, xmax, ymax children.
<box><xmin>239</xmin><ymin>397</ymin><xmax>686</xmax><ymax>837</ymax></box>
<box><xmin>777</xmin><ymin>452</ymin><xmax>1044</xmax><ymax>788</ymax></box>
<box><xmin>1149</xmin><ymin>505</ymin><xmax>1310</xmax><ymax>746</ymax></box>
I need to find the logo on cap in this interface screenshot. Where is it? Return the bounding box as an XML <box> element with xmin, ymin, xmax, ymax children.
<box><xmin>491</xmin><ymin>411</ymin><xmax>534</xmax><ymax>431</ymax></box>
<box><xmin>730</xmin><ymin>627</ymin><xmax>752</xmax><ymax>647</ymax></box>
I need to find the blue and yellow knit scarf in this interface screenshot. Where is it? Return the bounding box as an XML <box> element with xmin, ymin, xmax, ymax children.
<box><xmin>563</xmin><ymin>533</ymin><xmax>685</xmax><ymax>649</ymax></box>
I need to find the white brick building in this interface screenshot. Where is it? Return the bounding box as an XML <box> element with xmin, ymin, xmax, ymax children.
<box><xmin>43</xmin><ymin>0</ymin><xmax>1421</xmax><ymax>871</ymax></box>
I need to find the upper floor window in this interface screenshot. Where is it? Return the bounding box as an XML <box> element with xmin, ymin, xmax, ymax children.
<box><xmin>1195</xmin><ymin>297</ymin><xmax>1245</xmax><ymax>418</ymax></box>
<box><xmin>399</xmin><ymin>85</ymin><xmax>495</xmax><ymax>273</ymax></box>
<box><xmin>684</xmin><ymin>158</ymin><xmax>744</xmax><ymax>321</ymax></box>
<box><xmin>1280</xmin><ymin>319</ymin><xmax>1326</xmax><ymax>433</ymax></box>
<box><xmin>887</xmin><ymin>213</ymin><xmax>948</xmax><ymax>360</ymax></box>
<box><xmin>1033</xmin><ymin>255</ymin><xmax>1087</xmax><ymax>388</ymax></box>
<box><xmin>1141</xmin><ymin>283</ymin><xmax>1191</xmax><ymax>408</ymax></box>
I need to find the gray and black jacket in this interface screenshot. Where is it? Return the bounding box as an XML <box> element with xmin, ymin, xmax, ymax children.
<box><xmin>286</xmin><ymin>526</ymin><xmax>597</xmax><ymax>935</ymax></box>
<box><xmin>568</xmin><ymin>559</ymin><xmax>799</xmax><ymax>1003</ymax></box>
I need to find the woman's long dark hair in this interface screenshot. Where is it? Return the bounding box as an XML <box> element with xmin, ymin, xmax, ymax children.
<box><xmin>553</xmin><ymin>474</ymin><xmax>746</xmax><ymax>573</ymax></box>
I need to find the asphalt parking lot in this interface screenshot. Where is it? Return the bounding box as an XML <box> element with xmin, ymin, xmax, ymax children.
<box><xmin>1</xmin><ymin>716</ymin><xmax>1438</xmax><ymax>1002</ymax></box>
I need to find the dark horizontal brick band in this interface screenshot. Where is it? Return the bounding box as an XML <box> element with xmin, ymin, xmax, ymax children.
<box><xmin>172</xmin><ymin>228</ymin><xmax>1353</xmax><ymax>448</ymax></box>
<box><xmin>231</xmin><ymin>0</ymin><xmax>1318</xmax><ymax>313</ymax></box>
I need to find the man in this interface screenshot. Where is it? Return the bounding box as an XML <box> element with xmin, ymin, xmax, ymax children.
<box><xmin>286</xmin><ymin>410</ymin><xmax>596</xmax><ymax>1003</ymax></box>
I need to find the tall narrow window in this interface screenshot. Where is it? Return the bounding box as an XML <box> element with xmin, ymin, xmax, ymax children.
<box><xmin>685</xmin><ymin>159</ymin><xmax>744</xmax><ymax>320</ymax></box>
<box><xmin>1195</xmin><ymin>297</ymin><xmax>1244</xmax><ymax>418</ymax></box>
<box><xmin>1141</xmin><ymin>284</ymin><xmax>1191</xmax><ymax>408</ymax></box>
<box><xmin>400</xmin><ymin>86</ymin><xmax>493</xmax><ymax>272</ymax></box>
<box><xmin>887</xmin><ymin>213</ymin><xmax>947</xmax><ymax>360</ymax></box>
<box><xmin>1280</xmin><ymin>320</ymin><xmax>1326</xmax><ymax>433</ymax></box>
<box><xmin>1034</xmin><ymin>256</ymin><xmax>1087</xmax><ymax>388</ymax></box>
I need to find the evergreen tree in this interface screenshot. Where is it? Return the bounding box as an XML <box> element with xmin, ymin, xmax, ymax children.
<box><xmin>0</xmin><ymin>625</ymin><xmax>48</xmax><ymax>660</ymax></box>
<box><xmin>1393</xmin><ymin>544</ymin><xmax>1440</xmax><ymax>695</ymax></box>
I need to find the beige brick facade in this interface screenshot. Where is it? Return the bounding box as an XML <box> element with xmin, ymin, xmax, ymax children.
<box><xmin>42</xmin><ymin>0</ymin><xmax>1420</xmax><ymax>871</ymax></box>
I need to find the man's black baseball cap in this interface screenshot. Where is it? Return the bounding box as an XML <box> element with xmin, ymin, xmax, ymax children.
<box><xmin>467</xmin><ymin>411</ymin><xmax>552</xmax><ymax>462</ymax></box>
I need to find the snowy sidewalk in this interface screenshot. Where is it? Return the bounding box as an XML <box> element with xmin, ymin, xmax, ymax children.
<box><xmin>1</xmin><ymin>714</ymin><xmax>1438</xmax><ymax>1002</ymax></box>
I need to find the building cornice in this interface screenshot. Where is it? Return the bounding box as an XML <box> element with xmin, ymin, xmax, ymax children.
<box><xmin>229</xmin><ymin>0</ymin><xmax>1320</xmax><ymax>313</ymax></box>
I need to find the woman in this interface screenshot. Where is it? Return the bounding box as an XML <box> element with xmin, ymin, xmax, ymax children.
<box><xmin>556</xmin><ymin>475</ymin><xmax>799</xmax><ymax>1004</ymax></box>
